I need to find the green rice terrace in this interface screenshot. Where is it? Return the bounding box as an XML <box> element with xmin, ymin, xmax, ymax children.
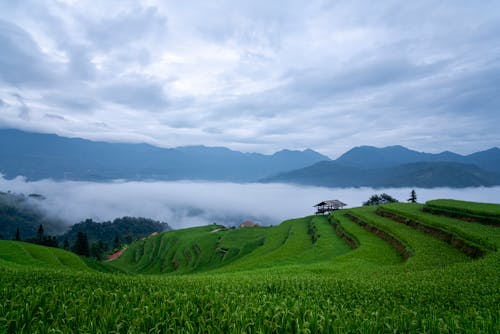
<box><xmin>0</xmin><ymin>200</ymin><xmax>499</xmax><ymax>333</ymax></box>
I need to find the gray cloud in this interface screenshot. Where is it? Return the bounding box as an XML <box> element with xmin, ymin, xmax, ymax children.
<box><xmin>100</xmin><ymin>79</ymin><xmax>169</xmax><ymax>112</ymax></box>
<box><xmin>0</xmin><ymin>20</ymin><xmax>61</xmax><ymax>87</ymax></box>
<box><xmin>0</xmin><ymin>1</ymin><xmax>499</xmax><ymax>157</ymax></box>
<box><xmin>83</xmin><ymin>6</ymin><xmax>167</xmax><ymax>52</ymax></box>
<box><xmin>44</xmin><ymin>93</ymin><xmax>100</xmax><ymax>113</ymax></box>
<box><xmin>12</xmin><ymin>93</ymin><xmax>31</xmax><ymax>121</ymax></box>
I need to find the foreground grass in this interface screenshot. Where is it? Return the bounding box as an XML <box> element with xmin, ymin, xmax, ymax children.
<box><xmin>1</xmin><ymin>257</ymin><xmax>498</xmax><ymax>333</ymax></box>
<box><xmin>0</xmin><ymin>204</ymin><xmax>499</xmax><ymax>333</ymax></box>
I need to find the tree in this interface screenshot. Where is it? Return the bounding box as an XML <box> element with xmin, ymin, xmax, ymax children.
<box><xmin>63</xmin><ymin>238</ymin><xmax>70</xmax><ymax>250</ymax></box>
<box><xmin>380</xmin><ymin>193</ymin><xmax>398</xmax><ymax>204</ymax></box>
<box><xmin>90</xmin><ymin>240</ymin><xmax>106</xmax><ymax>260</ymax></box>
<box><xmin>124</xmin><ymin>234</ymin><xmax>133</xmax><ymax>244</ymax></box>
<box><xmin>363</xmin><ymin>194</ymin><xmax>381</xmax><ymax>206</ymax></box>
<box><xmin>15</xmin><ymin>227</ymin><xmax>20</xmax><ymax>241</ymax></box>
<box><xmin>363</xmin><ymin>193</ymin><xmax>398</xmax><ymax>206</ymax></box>
<box><xmin>37</xmin><ymin>224</ymin><xmax>44</xmax><ymax>243</ymax></box>
<box><xmin>113</xmin><ymin>233</ymin><xmax>122</xmax><ymax>250</ymax></box>
<box><xmin>408</xmin><ymin>189</ymin><xmax>417</xmax><ymax>203</ymax></box>
<box><xmin>72</xmin><ymin>232</ymin><xmax>90</xmax><ymax>257</ymax></box>
<box><xmin>49</xmin><ymin>236</ymin><xmax>58</xmax><ymax>248</ymax></box>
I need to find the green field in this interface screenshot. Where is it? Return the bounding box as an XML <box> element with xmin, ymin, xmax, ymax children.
<box><xmin>0</xmin><ymin>201</ymin><xmax>499</xmax><ymax>333</ymax></box>
<box><xmin>424</xmin><ymin>199</ymin><xmax>500</xmax><ymax>225</ymax></box>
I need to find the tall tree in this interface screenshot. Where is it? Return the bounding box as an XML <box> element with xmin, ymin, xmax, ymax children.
<box><xmin>408</xmin><ymin>189</ymin><xmax>417</xmax><ymax>203</ymax></box>
<box><xmin>90</xmin><ymin>240</ymin><xmax>106</xmax><ymax>260</ymax></box>
<box><xmin>63</xmin><ymin>238</ymin><xmax>70</xmax><ymax>250</ymax></box>
<box><xmin>113</xmin><ymin>233</ymin><xmax>122</xmax><ymax>250</ymax></box>
<box><xmin>72</xmin><ymin>231</ymin><xmax>90</xmax><ymax>257</ymax></box>
<box><xmin>15</xmin><ymin>227</ymin><xmax>20</xmax><ymax>241</ymax></box>
<box><xmin>37</xmin><ymin>224</ymin><xmax>44</xmax><ymax>243</ymax></box>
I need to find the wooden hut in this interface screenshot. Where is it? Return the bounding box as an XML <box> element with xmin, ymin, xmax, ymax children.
<box><xmin>240</xmin><ymin>220</ymin><xmax>258</xmax><ymax>228</ymax></box>
<box><xmin>314</xmin><ymin>200</ymin><xmax>346</xmax><ymax>214</ymax></box>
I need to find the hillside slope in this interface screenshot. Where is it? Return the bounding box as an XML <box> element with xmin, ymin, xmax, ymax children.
<box><xmin>0</xmin><ymin>240</ymin><xmax>89</xmax><ymax>271</ymax></box>
<box><xmin>109</xmin><ymin>200</ymin><xmax>500</xmax><ymax>275</ymax></box>
<box><xmin>109</xmin><ymin>216</ymin><xmax>354</xmax><ymax>274</ymax></box>
<box><xmin>1</xmin><ymin>200</ymin><xmax>499</xmax><ymax>332</ymax></box>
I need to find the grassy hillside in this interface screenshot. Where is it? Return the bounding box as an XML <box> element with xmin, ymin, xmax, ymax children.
<box><xmin>424</xmin><ymin>199</ymin><xmax>500</xmax><ymax>225</ymax></box>
<box><xmin>0</xmin><ymin>240</ymin><xmax>89</xmax><ymax>271</ymax></box>
<box><xmin>0</xmin><ymin>200</ymin><xmax>499</xmax><ymax>332</ymax></box>
<box><xmin>109</xmin><ymin>216</ymin><xmax>352</xmax><ymax>274</ymax></box>
<box><xmin>426</xmin><ymin>199</ymin><xmax>500</xmax><ymax>217</ymax></box>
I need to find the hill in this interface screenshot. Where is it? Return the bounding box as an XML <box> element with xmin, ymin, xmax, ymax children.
<box><xmin>108</xmin><ymin>216</ymin><xmax>352</xmax><ymax>274</ymax></box>
<box><xmin>264</xmin><ymin>144</ymin><xmax>500</xmax><ymax>188</ymax></box>
<box><xmin>263</xmin><ymin>160</ymin><xmax>500</xmax><ymax>187</ymax></box>
<box><xmin>0</xmin><ymin>199</ymin><xmax>498</xmax><ymax>332</ymax></box>
<box><xmin>0</xmin><ymin>128</ymin><xmax>329</xmax><ymax>181</ymax></box>
<box><xmin>336</xmin><ymin>145</ymin><xmax>500</xmax><ymax>172</ymax></box>
<box><xmin>61</xmin><ymin>217</ymin><xmax>170</xmax><ymax>249</ymax></box>
<box><xmin>0</xmin><ymin>240</ymin><xmax>89</xmax><ymax>271</ymax></box>
<box><xmin>0</xmin><ymin>191</ymin><xmax>66</xmax><ymax>240</ymax></box>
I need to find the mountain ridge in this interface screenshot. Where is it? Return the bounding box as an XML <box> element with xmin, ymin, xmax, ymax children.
<box><xmin>1</xmin><ymin>128</ymin><xmax>499</xmax><ymax>187</ymax></box>
<box><xmin>264</xmin><ymin>160</ymin><xmax>500</xmax><ymax>188</ymax></box>
<box><xmin>0</xmin><ymin>128</ymin><xmax>329</xmax><ymax>182</ymax></box>
<box><xmin>335</xmin><ymin>145</ymin><xmax>499</xmax><ymax>171</ymax></box>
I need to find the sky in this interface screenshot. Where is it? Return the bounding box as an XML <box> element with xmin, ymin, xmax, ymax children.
<box><xmin>0</xmin><ymin>0</ymin><xmax>499</xmax><ymax>158</ymax></box>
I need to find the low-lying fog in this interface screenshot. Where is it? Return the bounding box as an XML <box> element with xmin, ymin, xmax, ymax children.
<box><xmin>1</xmin><ymin>176</ymin><xmax>499</xmax><ymax>229</ymax></box>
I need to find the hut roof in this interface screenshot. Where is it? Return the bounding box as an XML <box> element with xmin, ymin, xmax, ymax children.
<box><xmin>240</xmin><ymin>220</ymin><xmax>258</xmax><ymax>228</ymax></box>
<box><xmin>314</xmin><ymin>200</ymin><xmax>347</xmax><ymax>208</ymax></box>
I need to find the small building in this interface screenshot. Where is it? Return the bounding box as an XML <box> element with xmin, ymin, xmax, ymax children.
<box><xmin>240</xmin><ymin>220</ymin><xmax>258</xmax><ymax>228</ymax></box>
<box><xmin>314</xmin><ymin>200</ymin><xmax>347</xmax><ymax>214</ymax></box>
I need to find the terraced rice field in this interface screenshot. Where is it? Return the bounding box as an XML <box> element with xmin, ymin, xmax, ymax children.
<box><xmin>0</xmin><ymin>201</ymin><xmax>499</xmax><ymax>333</ymax></box>
<box><xmin>424</xmin><ymin>199</ymin><xmax>500</xmax><ymax>226</ymax></box>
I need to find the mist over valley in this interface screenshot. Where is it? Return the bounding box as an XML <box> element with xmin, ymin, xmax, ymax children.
<box><xmin>1</xmin><ymin>176</ymin><xmax>499</xmax><ymax>230</ymax></box>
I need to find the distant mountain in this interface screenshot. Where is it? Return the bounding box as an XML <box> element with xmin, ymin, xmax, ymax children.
<box><xmin>0</xmin><ymin>128</ymin><xmax>329</xmax><ymax>181</ymax></box>
<box><xmin>263</xmin><ymin>161</ymin><xmax>500</xmax><ymax>188</ymax></box>
<box><xmin>466</xmin><ymin>148</ymin><xmax>500</xmax><ymax>173</ymax></box>
<box><xmin>336</xmin><ymin>145</ymin><xmax>499</xmax><ymax>172</ymax></box>
<box><xmin>2</xmin><ymin>128</ymin><xmax>498</xmax><ymax>187</ymax></box>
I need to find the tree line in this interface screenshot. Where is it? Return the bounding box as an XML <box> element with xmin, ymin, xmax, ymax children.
<box><xmin>12</xmin><ymin>223</ymin><xmax>136</xmax><ymax>260</ymax></box>
<box><xmin>363</xmin><ymin>189</ymin><xmax>417</xmax><ymax>206</ymax></box>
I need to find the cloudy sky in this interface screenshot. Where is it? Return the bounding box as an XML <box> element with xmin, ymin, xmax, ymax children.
<box><xmin>0</xmin><ymin>1</ymin><xmax>499</xmax><ymax>158</ymax></box>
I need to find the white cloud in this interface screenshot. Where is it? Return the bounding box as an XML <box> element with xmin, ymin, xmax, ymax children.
<box><xmin>1</xmin><ymin>177</ymin><xmax>499</xmax><ymax>229</ymax></box>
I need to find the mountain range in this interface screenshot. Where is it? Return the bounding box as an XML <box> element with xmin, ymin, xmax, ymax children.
<box><xmin>0</xmin><ymin>128</ymin><xmax>499</xmax><ymax>187</ymax></box>
<box><xmin>264</xmin><ymin>145</ymin><xmax>500</xmax><ymax>188</ymax></box>
<box><xmin>335</xmin><ymin>145</ymin><xmax>500</xmax><ymax>172</ymax></box>
<box><xmin>0</xmin><ymin>128</ymin><xmax>328</xmax><ymax>182</ymax></box>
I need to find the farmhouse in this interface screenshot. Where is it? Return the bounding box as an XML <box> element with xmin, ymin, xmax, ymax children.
<box><xmin>314</xmin><ymin>200</ymin><xmax>346</xmax><ymax>214</ymax></box>
<box><xmin>240</xmin><ymin>220</ymin><xmax>258</xmax><ymax>228</ymax></box>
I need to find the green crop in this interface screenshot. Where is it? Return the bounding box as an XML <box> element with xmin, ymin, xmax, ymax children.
<box><xmin>0</xmin><ymin>203</ymin><xmax>499</xmax><ymax>333</ymax></box>
<box><xmin>424</xmin><ymin>199</ymin><xmax>500</xmax><ymax>226</ymax></box>
<box><xmin>426</xmin><ymin>199</ymin><xmax>500</xmax><ymax>218</ymax></box>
